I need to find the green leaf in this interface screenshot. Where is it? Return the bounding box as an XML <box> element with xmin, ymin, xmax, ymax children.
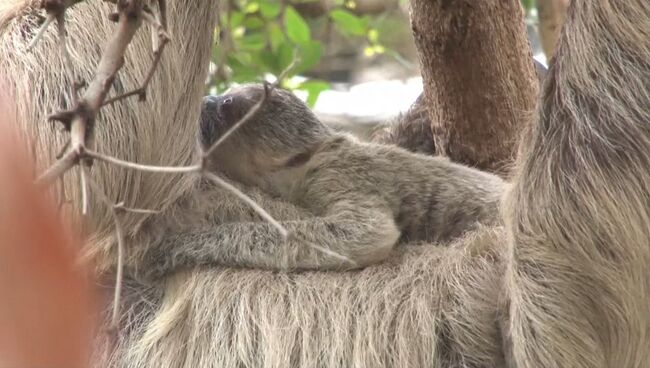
<box><xmin>258</xmin><ymin>51</ymin><xmax>281</xmax><ymax>74</ymax></box>
<box><xmin>267</xmin><ymin>23</ymin><xmax>286</xmax><ymax>52</ymax></box>
<box><xmin>228</xmin><ymin>53</ymin><xmax>260</xmax><ymax>82</ymax></box>
<box><xmin>329</xmin><ymin>9</ymin><xmax>367</xmax><ymax>36</ymax></box>
<box><xmin>298</xmin><ymin>80</ymin><xmax>330</xmax><ymax>107</ymax></box>
<box><xmin>228</xmin><ymin>51</ymin><xmax>253</xmax><ymax>66</ymax></box>
<box><xmin>231</xmin><ymin>70</ymin><xmax>259</xmax><ymax>83</ymax></box>
<box><xmin>344</xmin><ymin>0</ymin><xmax>357</xmax><ymax>10</ymax></box>
<box><xmin>284</xmin><ymin>6</ymin><xmax>311</xmax><ymax>44</ymax></box>
<box><xmin>295</xmin><ymin>40</ymin><xmax>322</xmax><ymax>73</ymax></box>
<box><xmin>239</xmin><ymin>33</ymin><xmax>266</xmax><ymax>51</ymax></box>
<box><xmin>230</xmin><ymin>11</ymin><xmax>245</xmax><ymax>28</ymax></box>
<box><xmin>244</xmin><ymin>2</ymin><xmax>260</xmax><ymax>14</ymax></box>
<box><xmin>243</xmin><ymin>16</ymin><xmax>265</xmax><ymax>29</ymax></box>
<box><xmin>520</xmin><ymin>0</ymin><xmax>534</xmax><ymax>12</ymax></box>
<box><xmin>260</xmin><ymin>1</ymin><xmax>281</xmax><ymax>18</ymax></box>
<box><xmin>277</xmin><ymin>43</ymin><xmax>296</xmax><ymax>75</ymax></box>
<box><xmin>367</xmin><ymin>28</ymin><xmax>379</xmax><ymax>43</ymax></box>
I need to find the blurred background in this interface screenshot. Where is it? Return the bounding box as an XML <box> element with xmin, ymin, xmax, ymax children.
<box><xmin>207</xmin><ymin>0</ymin><xmax>558</xmax><ymax>136</ymax></box>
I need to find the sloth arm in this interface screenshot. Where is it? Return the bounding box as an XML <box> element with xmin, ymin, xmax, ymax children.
<box><xmin>141</xmin><ymin>199</ymin><xmax>400</xmax><ymax>278</ymax></box>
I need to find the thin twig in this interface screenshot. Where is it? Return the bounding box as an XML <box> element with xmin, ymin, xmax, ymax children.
<box><xmin>114</xmin><ymin>201</ymin><xmax>161</xmax><ymax>214</ymax></box>
<box><xmin>56</xmin><ymin>12</ymin><xmax>76</xmax><ymax>85</ymax></box>
<box><xmin>201</xmin><ymin>173</ymin><xmax>353</xmax><ymax>265</ymax></box>
<box><xmin>304</xmin><ymin>243</ymin><xmax>358</xmax><ymax>266</ymax></box>
<box><xmin>79</xmin><ymin>163</ymin><xmax>89</xmax><ymax>215</ymax></box>
<box><xmin>101</xmin><ymin>88</ymin><xmax>142</xmax><ymax>106</ymax></box>
<box><xmin>83</xmin><ymin>169</ymin><xmax>125</xmax><ymax>330</ymax></box>
<box><xmin>35</xmin><ymin>149</ymin><xmax>79</xmax><ymax>188</ymax></box>
<box><xmin>86</xmin><ymin>149</ymin><xmax>202</xmax><ymax>173</ymax></box>
<box><xmin>157</xmin><ymin>0</ymin><xmax>167</xmax><ymax>30</ymax></box>
<box><xmin>142</xmin><ymin>6</ymin><xmax>167</xmax><ymax>52</ymax></box>
<box><xmin>203</xmin><ymin>172</ymin><xmax>288</xmax><ymax>239</ymax></box>
<box><xmin>109</xmin><ymin>208</ymin><xmax>125</xmax><ymax>330</ymax></box>
<box><xmin>27</xmin><ymin>14</ymin><xmax>55</xmax><ymax>52</ymax></box>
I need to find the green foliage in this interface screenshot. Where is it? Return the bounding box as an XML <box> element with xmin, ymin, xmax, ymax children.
<box><xmin>285</xmin><ymin>6</ymin><xmax>311</xmax><ymax>44</ymax></box>
<box><xmin>209</xmin><ymin>0</ymin><xmax>396</xmax><ymax>106</ymax></box>
<box><xmin>521</xmin><ymin>0</ymin><xmax>535</xmax><ymax>13</ymax></box>
<box><xmin>297</xmin><ymin>80</ymin><xmax>330</xmax><ymax>107</ymax></box>
<box><xmin>329</xmin><ymin>9</ymin><xmax>367</xmax><ymax>36</ymax></box>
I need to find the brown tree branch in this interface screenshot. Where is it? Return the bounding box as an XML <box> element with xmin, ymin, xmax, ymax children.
<box><xmin>409</xmin><ymin>0</ymin><xmax>538</xmax><ymax>175</ymax></box>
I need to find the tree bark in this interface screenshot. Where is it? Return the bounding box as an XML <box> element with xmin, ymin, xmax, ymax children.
<box><xmin>409</xmin><ymin>0</ymin><xmax>539</xmax><ymax>175</ymax></box>
<box><xmin>537</xmin><ymin>0</ymin><xmax>569</xmax><ymax>59</ymax></box>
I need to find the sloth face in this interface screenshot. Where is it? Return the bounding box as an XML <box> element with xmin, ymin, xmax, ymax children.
<box><xmin>199</xmin><ymin>84</ymin><xmax>331</xmax><ymax>190</ymax></box>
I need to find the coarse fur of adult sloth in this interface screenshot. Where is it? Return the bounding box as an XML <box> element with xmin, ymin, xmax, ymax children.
<box><xmin>1</xmin><ymin>1</ymin><xmax>650</xmax><ymax>368</ymax></box>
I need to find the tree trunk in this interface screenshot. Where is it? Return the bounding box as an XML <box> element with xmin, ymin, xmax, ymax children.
<box><xmin>409</xmin><ymin>0</ymin><xmax>539</xmax><ymax>175</ymax></box>
<box><xmin>537</xmin><ymin>0</ymin><xmax>570</xmax><ymax>59</ymax></box>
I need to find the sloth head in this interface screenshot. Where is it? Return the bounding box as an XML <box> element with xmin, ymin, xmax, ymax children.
<box><xmin>199</xmin><ymin>84</ymin><xmax>331</xmax><ymax>190</ymax></box>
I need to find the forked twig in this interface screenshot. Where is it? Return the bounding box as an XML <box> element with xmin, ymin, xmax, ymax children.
<box><xmin>35</xmin><ymin>0</ymin><xmax>146</xmax><ymax>187</ymax></box>
<box><xmin>102</xmin><ymin>6</ymin><xmax>170</xmax><ymax>106</ymax></box>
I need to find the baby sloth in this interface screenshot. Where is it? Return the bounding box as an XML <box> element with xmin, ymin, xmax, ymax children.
<box><xmin>187</xmin><ymin>84</ymin><xmax>507</xmax><ymax>271</ymax></box>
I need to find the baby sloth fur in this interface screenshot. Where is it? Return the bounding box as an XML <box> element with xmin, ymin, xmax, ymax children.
<box><xmin>193</xmin><ymin>84</ymin><xmax>506</xmax><ymax>270</ymax></box>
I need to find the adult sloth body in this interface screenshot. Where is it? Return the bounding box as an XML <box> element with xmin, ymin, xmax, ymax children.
<box><xmin>1</xmin><ymin>1</ymin><xmax>649</xmax><ymax>368</ymax></box>
<box><xmin>0</xmin><ymin>2</ymin><xmax>508</xmax><ymax>367</ymax></box>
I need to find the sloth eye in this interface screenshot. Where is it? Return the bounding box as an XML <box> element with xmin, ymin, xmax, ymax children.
<box><xmin>218</xmin><ymin>96</ymin><xmax>236</xmax><ymax>124</ymax></box>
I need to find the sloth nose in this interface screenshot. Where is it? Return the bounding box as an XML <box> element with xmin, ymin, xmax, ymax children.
<box><xmin>199</xmin><ymin>94</ymin><xmax>237</xmax><ymax>148</ymax></box>
<box><xmin>202</xmin><ymin>95</ymin><xmax>233</xmax><ymax>110</ymax></box>
<box><xmin>202</xmin><ymin>94</ymin><xmax>220</xmax><ymax>109</ymax></box>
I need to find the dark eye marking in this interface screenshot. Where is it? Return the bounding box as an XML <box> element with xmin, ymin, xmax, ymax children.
<box><xmin>284</xmin><ymin>151</ymin><xmax>315</xmax><ymax>168</ymax></box>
